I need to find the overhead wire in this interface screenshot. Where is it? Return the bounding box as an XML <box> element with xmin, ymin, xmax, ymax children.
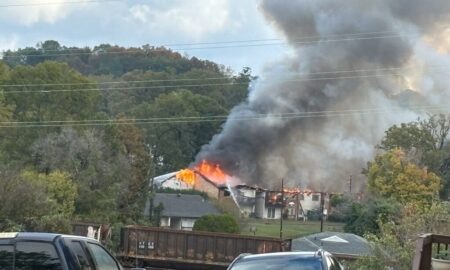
<box><xmin>1</xmin><ymin>104</ymin><xmax>449</xmax><ymax>128</ymax></box>
<box><xmin>1</xmin><ymin>33</ymin><xmax>407</xmax><ymax>59</ymax></box>
<box><xmin>1</xmin><ymin>63</ymin><xmax>449</xmax><ymax>89</ymax></box>
<box><xmin>2</xmin><ymin>66</ymin><xmax>450</xmax><ymax>94</ymax></box>
<box><xmin>0</xmin><ymin>0</ymin><xmax>123</xmax><ymax>8</ymax></box>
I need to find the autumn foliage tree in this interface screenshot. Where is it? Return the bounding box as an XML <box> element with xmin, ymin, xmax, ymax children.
<box><xmin>367</xmin><ymin>148</ymin><xmax>441</xmax><ymax>207</ymax></box>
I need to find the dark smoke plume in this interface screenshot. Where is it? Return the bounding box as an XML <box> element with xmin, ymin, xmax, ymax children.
<box><xmin>196</xmin><ymin>0</ymin><xmax>450</xmax><ymax>191</ymax></box>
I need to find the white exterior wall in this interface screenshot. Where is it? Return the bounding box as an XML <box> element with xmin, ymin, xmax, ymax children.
<box><xmin>160</xmin><ymin>217</ymin><xmax>171</xmax><ymax>227</ymax></box>
<box><xmin>299</xmin><ymin>193</ymin><xmax>322</xmax><ymax>214</ymax></box>
<box><xmin>239</xmin><ymin>188</ymin><xmax>256</xmax><ymax>198</ymax></box>
<box><xmin>161</xmin><ymin>177</ymin><xmax>191</xmax><ymax>190</ymax></box>
<box><xmin>181</xmin><ymin>218</ymin><xmax>197</xmax><ymax>231</ymax></box>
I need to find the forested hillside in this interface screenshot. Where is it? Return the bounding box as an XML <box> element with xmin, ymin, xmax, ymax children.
<box><xmin>0</xmin><ymin>40</ymin><xmax>252</xmax><ymax>231</ymax></box>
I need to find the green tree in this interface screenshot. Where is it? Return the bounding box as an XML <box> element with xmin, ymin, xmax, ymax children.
<box><xmin>367</xmin><ymin>148</ymin><xmax>441</xmax><ymax>207</ymax></box>
<box><xmin>379</xmin><ymin>115</ymin><xmax>450</xmax><ymax>199</ymax></box>
<box><xmin>1</xmin><ymin>61</ymin><xmax>101</xmax><ymax>161</ymax></box>
<box><xmin>350</xmin><ymin>202</ymin><xmax>450</xmax><ymax>270</ymax></box>
<box><xmin>30</xmin><ymin>128</ymin><xmax>127</xmax><ymax>221</ymax></box>
<box><xmin>193</xmin><ymin>214</ymin><xmax>239</xmax><ymax>233</ymax></box>
<box><xmin>137</xmin><ymin>90</ymin><xmax>227</xmax><ymax>174</ymax></box>
<box><xmin>20</xmin><ymin>169</ymin><xmax>77</xmax><ymax>216</ymax></box>
<box><xmin>0</xmin><ymin>167</ymin><xmax>76</xmax><ymax>232</ymax></box>
<box><xmin>114</xmin><ymin>119</ymin><xmax>150</xmax><ymax>220</ymax></box>
<box><xmin>344</xmin><ymin>197</ymin><xmax>401</xmax><ymax>236</ymax></box>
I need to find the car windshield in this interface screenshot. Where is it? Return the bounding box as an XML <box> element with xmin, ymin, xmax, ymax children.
<box><xmin>230</xmin><ymin>257</ymin><xmax>323</xmax><ymax>270</ymax></box>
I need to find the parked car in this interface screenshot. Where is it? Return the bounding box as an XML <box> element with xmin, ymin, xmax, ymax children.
<box><xmin>227</xmin><ymin>250</ymin><xmax>344</xmax><ymax>270</ymax></box>
<box><xmin>0</xmin><ymin>232</ymin><xmax>126</xmax><ymax>270</ymax></box>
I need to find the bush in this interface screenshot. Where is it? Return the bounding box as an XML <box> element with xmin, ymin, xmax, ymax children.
<box><xmin>193</xmin><ymin>214</ymin><xmax>239</xmax><ymax>233</ymax></box>
<box><xmin>306</xmin><ymin>209</ymin><xmax>321</xmax><ymax>221</ymax></box>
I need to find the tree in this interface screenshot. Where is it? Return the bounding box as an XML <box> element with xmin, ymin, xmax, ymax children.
<box><xmin>114</xmin><ymin>118</ymin><xmax>150</xmax><ymax>220</ymax></box>
<box><xmin>350</xmin><ymin>202</ymin><xmax>450</xmax><ymax>270</ymax></box>
<box><xmin>0</xmin><ymin>167</ymin><xmax>76</xmax><ymax>232</ymax></box>
<box><xmin>30</xmin><ymin>128</ymin><xmax>129</xmax><ymax>221</ymax></box>
<box><xmin>1</xmin><ymin>61</ymin><xmax>101</xmax><ymax>161</ymax></box>
<box><xmin>380</xmin><ymin>122</ymin><xmax>435</xmax><ymax>153</ymax></box>
<box><xmin>20</xmin><ymin>169</ymin><xmax>77</xmax><ymax>217</ymax></box>
<box><xmin>193</xmin><ymin>214</ymin><xmax>239</xmax><ymax>233</ymax></box>
<box><xmin>137</xmin><ymin>90</ymin><xmax>227</xmax><ymax>174</ymax></box>
<box><xmin>344</xmin><ymin>197</ymin><xmax>401</xmax><ymax>236</ymax></box>
<box><xmin>367</xmin><ymin>149</ymin><xmax>441</xmax><ymax>207</ymax></box>
<box><xmin>379</xmin><ymin>115</ymin><xmax>450</xmax><ymax>199</ymax></box>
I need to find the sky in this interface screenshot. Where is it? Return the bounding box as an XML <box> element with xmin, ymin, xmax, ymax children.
<box><xmin>0</xmin><ymin>0</ymin><xmax>292</xmax><ymax>75</ymax></box>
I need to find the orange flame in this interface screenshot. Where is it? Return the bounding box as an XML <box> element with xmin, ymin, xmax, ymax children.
<box><xmin>175</xmin><ymin>160</ymin><xmax>229</xmax><ymax>186</ymax></box>
<box><xmin>195</xmin><ymin>160</ymin><xmax>227</xmax><ymax>185</ymax></box>
<box><xmin>283</xmin><ymin>187</ymin><xmax>314</xmax><ymax>195</ymax></box>
<box><xmin>176</xmin><ymin>169</ymin><xmax>196</xmax><ymax>186</ymax></box>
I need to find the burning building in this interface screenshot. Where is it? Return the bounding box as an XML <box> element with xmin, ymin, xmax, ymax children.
<box><xmin>193</xmin><ymin>0</ymin><xmax>450</xmax><ymax>192</ymax></box>
<box><xmin>153</xmin><ymin>160</ymin><xmax>239</xmax><ymax>201</ymax></box>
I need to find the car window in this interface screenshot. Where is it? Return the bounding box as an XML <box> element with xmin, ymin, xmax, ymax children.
<box><xmin>69</xmin><ymin>241</ymin><xmax>92</xmax><ymax>270</ymax></box>
<box><xmin>86</xmin><ymin>242</ymin><xmax>120</xmax><ymax>270</ymax></box>
<box><xmin>230</xmin><ymin>257</ymin><xmax>323</xmax><ymax>270</ymax></box>
<box><xmin>15</xmin><ymin>241</ymin><xmax>63</xmax><ymax>270</ymax></box>
<box><xmin>0</xmin><ymin>245</ymin><xmax>13</xmax><ymax>270</ymax></box>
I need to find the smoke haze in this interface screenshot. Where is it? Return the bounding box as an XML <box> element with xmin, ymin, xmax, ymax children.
<box><xmin>196</xmin><ymin>0</ymin><xmax>450</xmax><ymax>191</ymax></box>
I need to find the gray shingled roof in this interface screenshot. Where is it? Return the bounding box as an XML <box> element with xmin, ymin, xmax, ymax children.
<box><xmin>292</xmin><ymin>232</ymin><xmax>373</xmax><ymax>257</ymax></box>
<box><xmin>153</xmin><ymin>193</ymin><xmax>220</xmax><ymax>218</ymax></box>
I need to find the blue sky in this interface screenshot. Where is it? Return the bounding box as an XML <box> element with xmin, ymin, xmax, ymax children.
<box><xmin>0</xmin><ymin>0</ymin><xmax>292</xmax><ymax>75</ymax></box>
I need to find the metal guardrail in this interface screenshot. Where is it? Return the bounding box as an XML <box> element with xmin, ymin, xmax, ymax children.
<box><xmin>412</xmin><ymin>234</ymin><xmax>450</xmax><ymax>270</ymax></box>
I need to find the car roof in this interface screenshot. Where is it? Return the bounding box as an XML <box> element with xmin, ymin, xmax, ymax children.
<box><xmin>238</xmin><ymin>251</ymin><xmax>323</xmax><ymax>261</ymax></box>
<box><xmin>0</xmin><ymin>232</ymin><xmax>95</xmax><ymax>243</ymax></box>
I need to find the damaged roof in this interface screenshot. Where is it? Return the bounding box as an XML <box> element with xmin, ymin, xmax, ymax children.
<box><xmin>153</xmin><ymin>193</ymin><xmax>220</xmax><ymax>218</ymax></box>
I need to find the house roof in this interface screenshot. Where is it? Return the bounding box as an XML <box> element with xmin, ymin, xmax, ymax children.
<box><xmin>153</xmin><ymin>193</ymin><xmax>220</xmax><ymax>218</ymax></box>
<box><xmin>153</xmin><ymin>172</ymin><xmax>178</xmax><ymax>186</ymax></box>
<box><xmin>291</xmin><ymin>232</ymin><xmax>372</xmax><ymax>257</ymax></box>
<box><xmin>152</xmin><ymin>170</ymin><xmax>225</xmax><ymax>189</ymax></box>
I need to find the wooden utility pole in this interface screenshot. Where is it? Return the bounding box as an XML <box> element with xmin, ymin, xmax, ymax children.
<box><xmin>320</xmin><ymin>191</ymin><xmax>325</xmax><ymax>232</ymax></box>
<box><xmin>349</xmin><ymin>174</ymin><xmax>353</xmax><ymax>193</ymax></box>
<box><xmin>280</xmin><ymin>178</ymin><xmax>284</xmax><ymax>239</ymax></box>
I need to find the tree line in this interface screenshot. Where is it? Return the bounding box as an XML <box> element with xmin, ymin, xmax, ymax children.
<box><xmin>0</xmin><ymin>40</ymin><xmax>252</xmax><ymax>231</ymax></box>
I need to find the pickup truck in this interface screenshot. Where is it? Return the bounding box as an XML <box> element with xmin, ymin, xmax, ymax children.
<box><xmin>0</xmin><ymin>232</ymin><xmax>126</xmax><ymax>270</ymax></box>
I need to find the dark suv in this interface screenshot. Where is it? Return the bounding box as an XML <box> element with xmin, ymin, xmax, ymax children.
<box><xmin>227</xmin><ymin>250</ymin><xmax>344</xmax><ymax>270</ymax></box>
<box><xmin>0</xmin><ymin>232</ymin><xmax>124</xmax><ymax>270</ymax></box>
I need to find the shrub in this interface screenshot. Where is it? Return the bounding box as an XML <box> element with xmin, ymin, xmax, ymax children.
<box><xmin>193</xmin><ymin>214</ymin><xmax>239</xmax><ymax>233</ymax></box>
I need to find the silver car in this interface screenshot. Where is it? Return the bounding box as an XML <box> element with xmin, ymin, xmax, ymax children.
<box><xmin>227</xmin><ymin>250</ymin><xmax>344</xmax><ymax>270</ymax></box>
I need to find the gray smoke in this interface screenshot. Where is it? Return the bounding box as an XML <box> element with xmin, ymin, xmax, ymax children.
<box><xmin>196</xmin><ymin>0</ymin><xmax>450</xmax><ymax>191</ymax></box>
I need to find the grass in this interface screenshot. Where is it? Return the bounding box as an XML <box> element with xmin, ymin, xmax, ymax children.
<box><xmin>240</xmin><ymin>218</ymin><xmax>345</xmax><ymax>239</ymax></box>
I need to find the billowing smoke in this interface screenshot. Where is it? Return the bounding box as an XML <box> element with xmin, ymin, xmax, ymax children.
<box><xmin>196</xmin><ymin>0</ymin><xmax>450</xmax><ymax>191</ymax></box>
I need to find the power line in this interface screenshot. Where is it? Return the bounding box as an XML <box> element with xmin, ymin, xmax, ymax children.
<box><xmin>1</xmin><ymin>30</ymin><xmax>401</xmax><ymax>56</ymax></box>
<box><xmin>1</xmin><ymin>104</ymin><xmax>448</xmax><ymax>128</ymax></box>
<box><xmin>1</xmin><ymin>63</ymin><xmax>448</xmax><ymax>89</ymax></box>
<box><xmin>3</xmin><ymin>67</ymin><xmax>450</xmax><ymax>94</ymax></box>
<box><xmin>1</xmin><ymin>33</ymin><xmax>406</xmax><ymax>59</ymax></box>
<box><xmin>163</xmin><ymin>30</ymin><xmax>400</xmax><ymax>47</ymax></box>
<box><xmin>0</xmin><ymin>76</ymin><xmax>231</xmax><ymax>88</ymax></box>
<box><xmin>0</xmin><ymin>0</ymin><xmax>123</xmax><ymax>8</ymax></box>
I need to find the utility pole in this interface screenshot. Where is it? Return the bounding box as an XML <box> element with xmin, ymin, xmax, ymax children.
<box><xmin>279</xmin><ymin>178</ymin><xmax>284</xmax><ymax>239</ymax></box>
<box><xmin>320</xmin><ymin>191</ymin><xmax>325</xmax><ymax>233</ymax></box>
<box><xmin>147</xmin><ymin>144</ymin><xmax>156</xmax><ymax>221</ymax></box>
<box><xmin>349</xmin><ymin>174</ymin><xmax>352</xmax><ymax>193</ymax></box>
